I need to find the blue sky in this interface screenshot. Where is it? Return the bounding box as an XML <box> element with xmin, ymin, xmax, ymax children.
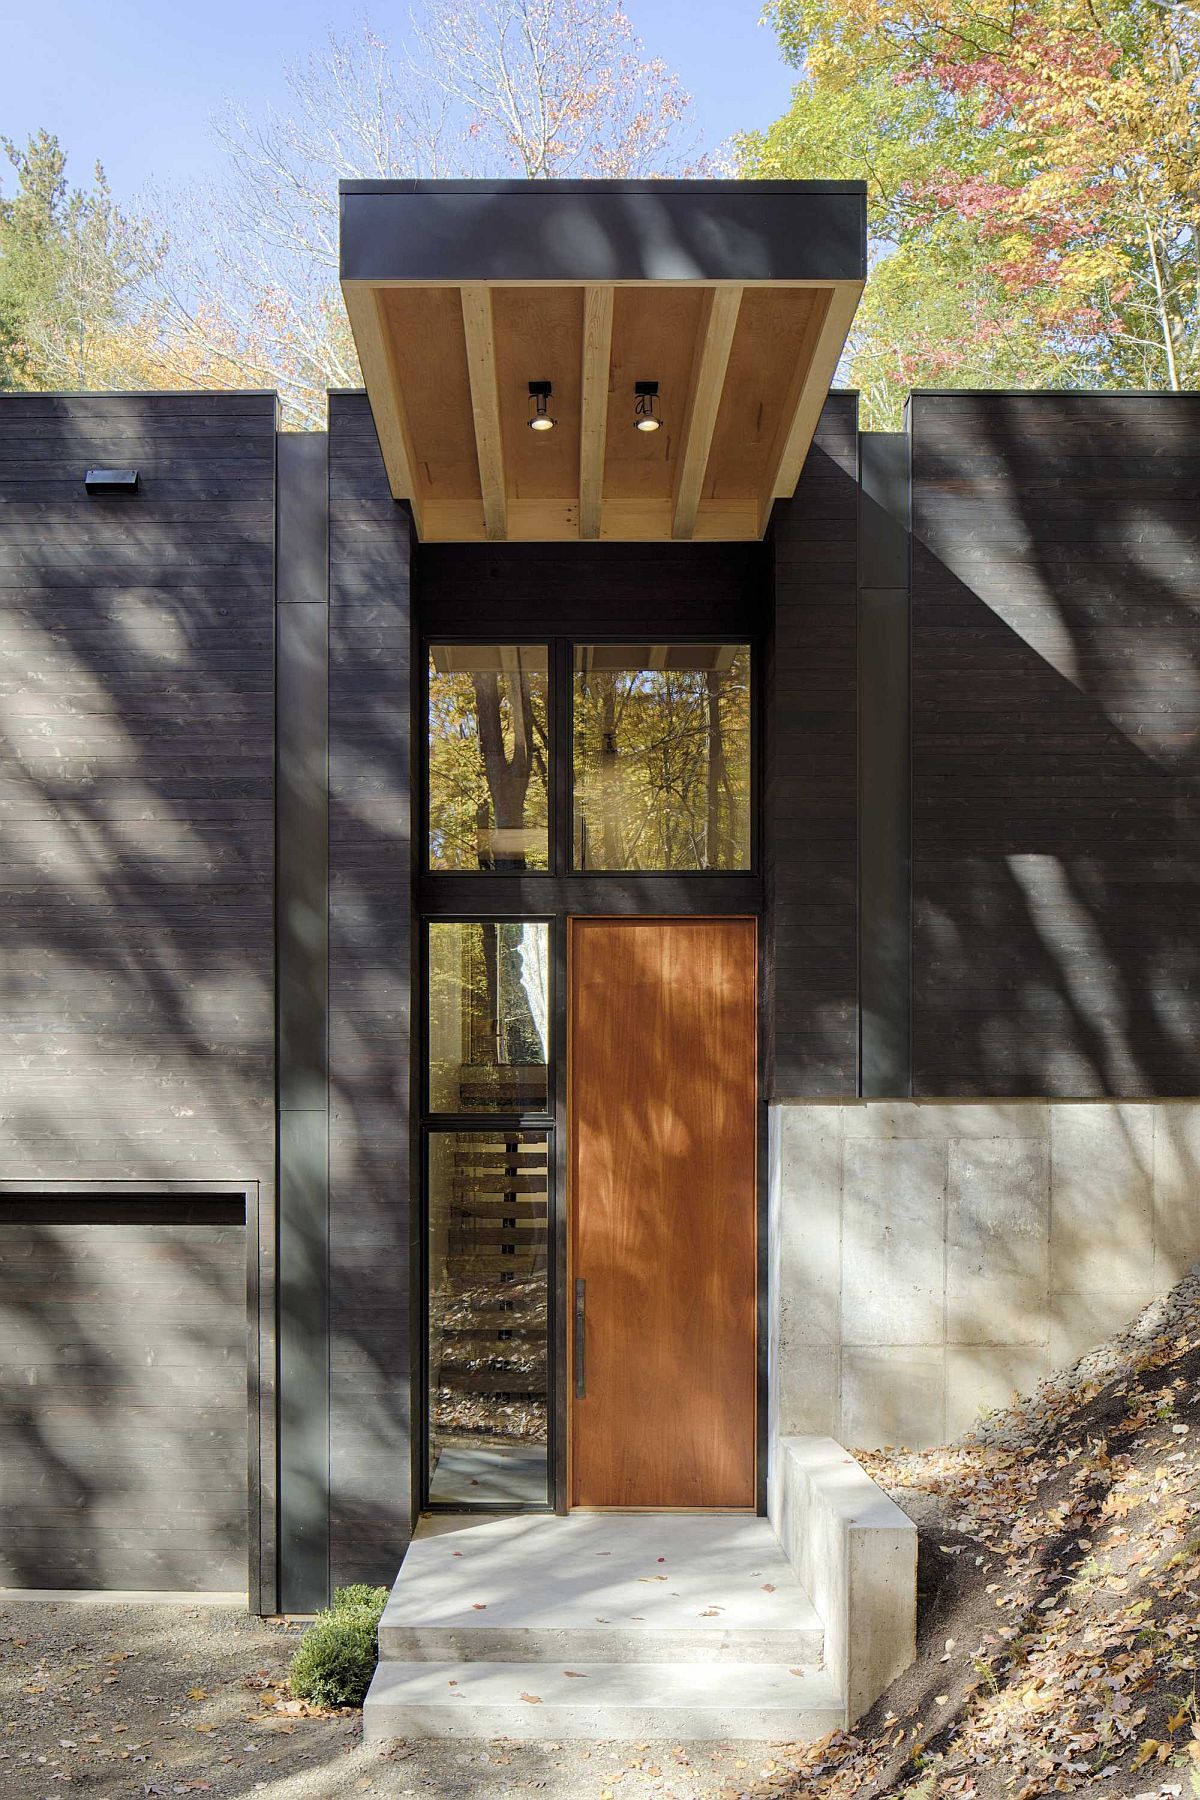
<box><xmin>0</xmin><ymin>1</ymin><xmax>797</xmax><ymax>204</ymax></box>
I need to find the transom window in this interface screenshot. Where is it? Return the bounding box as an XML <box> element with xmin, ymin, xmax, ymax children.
<box><xmin>572</xmin><ymin>644</ymin><xmax>751</xmax><ymax>871</ymax></box>
<box><xmin>426</xmin><ymin>640</ymin><xmax>752</xmax><ymax>874</ymax></box>
<box><xmin>428</xmin><ymin>644</ymin><xmax>550</xmax><ymax>871</ymax></box>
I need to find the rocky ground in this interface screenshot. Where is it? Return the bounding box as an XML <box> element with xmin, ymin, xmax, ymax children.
<box><xmin>4</xmin><ymin>1272</ymin><xmax>1200</xmax><ymax>1799</ymax></box>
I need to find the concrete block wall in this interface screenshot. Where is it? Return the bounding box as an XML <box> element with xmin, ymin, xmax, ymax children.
<box><xmin>769</xmin><ymin>1101</ymin><xmax>1200</xmax><ymax>1449</ymax></box>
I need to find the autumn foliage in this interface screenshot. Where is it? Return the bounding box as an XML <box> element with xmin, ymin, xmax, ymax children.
<box><xmin>745</xmin><ymin>0</ymin><xmax>1200</xmax><ymax>421</ymax></box>
<box><xmin>750</xmin><ymin>1274</ymin><xmax>1200</xmax><ymax>1798</ymax></box>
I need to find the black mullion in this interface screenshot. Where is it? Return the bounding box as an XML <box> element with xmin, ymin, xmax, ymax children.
<box><xmin>552</xmin><ymin>637</ymin><xmax>572</xmax><ymax>878</ymax></box>
<box><xmin>551</xmin><ymin>913</ymin><xmax>569</xmax><ymax>1512</ymax></box>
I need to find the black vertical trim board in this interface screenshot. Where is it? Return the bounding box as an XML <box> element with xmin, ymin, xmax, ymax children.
<box><xmin>327</xmin><ymin>392</ymin><xmax>414</xmax><ymax>1586</ymax></box>
<box><xmin>765</xmin><ymin>393</ymin><xmax>860</xmax><ymax>1098</ymax></box>
<box><xmin>858</xmin><ymin>430</ymin><xmax>912</xmax><ymax>1098</ymax></box>
<box><xmin>275</xmin><ymin>431</ymin><xmax>331</xmax><ymax>1612</ymax></box>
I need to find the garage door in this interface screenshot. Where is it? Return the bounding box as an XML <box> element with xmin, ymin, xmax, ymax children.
<box><xmin>0</xmin><ymin>1196</ymin><xmax>248</xmax><ymax>1591</ymax></box>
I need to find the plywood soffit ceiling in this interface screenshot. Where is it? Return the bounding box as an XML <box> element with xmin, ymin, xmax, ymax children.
<box><xmin>339</xmin><ymin>182</ymin><xmax>867</xmax><ymax>544</ymax></box>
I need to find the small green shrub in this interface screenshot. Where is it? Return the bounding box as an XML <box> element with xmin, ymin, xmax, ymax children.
<box><xmin>289</xmin><ymin>1584</ymin><xmax>389</xmax><ymax>1709</ymax></box>
<box><xmin>330</xmin><ymin>1583</ymin><xmax>389</xmax><ymax>1614</ymax></box>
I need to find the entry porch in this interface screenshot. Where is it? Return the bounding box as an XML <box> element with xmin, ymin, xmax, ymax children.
<box><xmin>364</xmin><ymin>1439</ymin><xmax>916</xmax><ymax>1741</ymax></box>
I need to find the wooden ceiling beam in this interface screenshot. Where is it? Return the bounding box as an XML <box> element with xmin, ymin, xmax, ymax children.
<box><xmin>579</xmin><ymin>284</ymin><xmax>614</xmax><ymax>541</ymax></box>
<box><xmin>672</xmin><ymin>285</ymin><xmax>744</xmax><ymax>542</ymax></box>
<box><xmin>340</xmin><ymin>281</ymin><xmax>426</xmax><ymax>538</ymax></box>
<box><xmin>759</xmin><ymin>281</ymin><xmax>863</xmax><ymax>534</ymax></box>
<box><xmin>460</xmin><ymin>283</ymin><xmax>508</xmax><ymax>542</ymax></box>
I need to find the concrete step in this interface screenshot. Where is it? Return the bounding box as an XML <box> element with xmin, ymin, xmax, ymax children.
<box><xmin>380</xmin><ymin>1621</ymin><xmax>823</xmax><ymax>1664</ymax></box>
<box><xmin>378</xmin><ymin>1511</ymin><xmax>824</xmax><ymax>1667</ymax></box>
<box><xmin>363</xmin><ymin>1658</ymin><xmax>844</xmax><ymax>1742</ymax></box>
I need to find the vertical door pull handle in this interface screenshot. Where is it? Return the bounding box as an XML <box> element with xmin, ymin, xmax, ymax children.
<box><xmin>574</xmin><ymin>1278</ymin><xmax>586</xmax><ymax>1399</ymax></box>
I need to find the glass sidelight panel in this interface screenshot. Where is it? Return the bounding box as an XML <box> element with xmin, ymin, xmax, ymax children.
<box><xmin>572</xmin><ymin>643</ymin><xmax>752</xmax><ymax>870</ymax></box>
<box><xmin>427</xmin><ymin>1129</ymin><xmax>549</xmax><ymax>1504</ymax></box>
<box><xmin>428</xmin><ymin>921</ymin><xmax>550</xmax><ymax>1114</ymax></box>
<box><xmin>428</xmin><ymin>644</ymin><xmax>550</xmax><ymax>870</ymax></box>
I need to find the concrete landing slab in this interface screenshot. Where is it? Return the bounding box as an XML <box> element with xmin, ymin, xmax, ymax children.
<box><xmin>428</xmin><ymin>1446</ymin><xmax>546</xmax><ymax>1506</ymax></box>
<box><xmin>378</xmin><ymin>1512</ymin><xmax>823</xmax><ymax>1664</ymax></box>
<box><xmin>364</xmin><ymin>1658</ymin><xmax>844</xmax><ymax>1742</ymax></box>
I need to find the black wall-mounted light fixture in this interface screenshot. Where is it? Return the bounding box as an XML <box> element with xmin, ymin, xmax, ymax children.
<box><xmin>84</xmin><ymin>468</ymin><xmax>139</xmax><ymax>494</ymax></box>
<box><xmin>634</xmin><ymin>381</ymin><xmax>662</xmax><ymax>433</ymax></box>
<box><xmin>527</xmin><ymin>380</ymin><xmax>555</xmax><ymax>431</ymax></box>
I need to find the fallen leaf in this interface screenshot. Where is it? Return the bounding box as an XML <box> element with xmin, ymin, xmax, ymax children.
<box><xmin>520</xmin><ymin>1692</ymin><xmax>543</xmax><ymax>1704</ymax></box>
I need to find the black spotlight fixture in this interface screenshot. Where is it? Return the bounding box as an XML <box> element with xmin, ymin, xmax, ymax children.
<box><xmin>84</xmin><ymin>468</ymin><xmax>139</xmax><ymax>494</ymax></box>
<box><xmin>527</xmin><ymin>380</ymin><xmax>555</xmax><ymax>432</ymax></box>
<box><xmin>634</xmin><ymin>380</ymin><xmax>662</xmax><ymax>432</ymax></box>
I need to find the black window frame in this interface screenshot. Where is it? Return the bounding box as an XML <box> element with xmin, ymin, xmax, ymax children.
<box><xmin>421</xmin><ymin>635</ymin><xmax>759</xmax><ymax>882</ymax></box>
<box><xmin>416</xmin><ymin>630</ymin><xmax>764</xmax><ymax>1517</ymax></box>
<box><xmin>418</xmin><ymin>914</ymin><xmax>557</xmax><ymax>1513</ymax></box>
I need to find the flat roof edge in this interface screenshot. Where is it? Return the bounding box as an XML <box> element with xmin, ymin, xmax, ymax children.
<box><xmin>340</xmin><ymin>180</ymin><xmax>866</xmax><ymax>286</ymax></box>
<box><xmin>338</xmin><ymin>178</ymin><xmax>867</xmax><ymax>196</ymax></box>
<box><xmin>907</xmin><ymin>387</ymin><xmax>1200</xmax><ymax>399</ymax></box>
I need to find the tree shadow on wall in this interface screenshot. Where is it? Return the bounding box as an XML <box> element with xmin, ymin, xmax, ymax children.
<box><xmin>910</xmin><ymin>391</ymin><xmax>1200</xmax><ymax>1099</ymax></box>
<box><xmin>0</xmin><ymin>392</ymin><xmax>292</xmax><ymax>1593</ymax></box>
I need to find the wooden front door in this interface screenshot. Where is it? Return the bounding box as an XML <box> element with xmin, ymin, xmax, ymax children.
<box><xmin>569</xmin><ymin>917</ymin><xmax>757</xmax><ymax>1508</ymax></box>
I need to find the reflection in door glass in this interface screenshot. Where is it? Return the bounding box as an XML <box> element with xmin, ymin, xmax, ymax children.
<box><xmin>427</xmin><ymin>1130</ymin><xmax>549</xmax><ymax>1505</ymax></box>
<box><xmin>428</xmin><ymin>644</ymin><xmax>550</xmax><ymax>870</ymax></box>
<box><xmin>428</xmin><ymin>922</ymin><xmax>549</xmax><ymax>1114</ymax></box>
<box><xmin>572</xmin><ymin>644</ymin><xmax>751</xmax><ymax>870</ymax></box>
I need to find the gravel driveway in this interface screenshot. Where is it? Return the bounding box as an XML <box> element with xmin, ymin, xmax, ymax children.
<box><xmin>0</xmin><ymin>1602</ymin><xmax>805</xmax><ymax>1799</ymax></box>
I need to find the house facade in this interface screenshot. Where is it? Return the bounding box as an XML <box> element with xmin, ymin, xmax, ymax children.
<box><xmin>1</xmin><ymin>181</ymin><xmax>1198</xmax><ymax>1618</ymax></box>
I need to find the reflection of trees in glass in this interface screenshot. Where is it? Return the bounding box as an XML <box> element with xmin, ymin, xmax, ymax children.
<box><xmin>428</xmin><ymin>649</ymin><xmax>549</xmax><ymax>870</ymax></box>
<box><xmin>573</xmin><ymin>647</ymin><xmax>751</xmax><ymax>870</ymax></box>
<box><xmin>429</xmin><ymin>922</ymin><xmax>549</xmax><ymax>1112</ymax></box>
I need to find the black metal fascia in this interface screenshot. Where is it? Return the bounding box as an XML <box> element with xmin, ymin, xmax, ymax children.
<box><xmin>275</xmin><ymin>430</ymin><xmax>332</xmax><ymax>1613</ymax></box>
<box><xmin>857</xmin><ymin>430</ymin><xmax>913</xmax><ymax>1099</ymax></box>
<box><xmin>339</xmin><ymin>179</ymin><xmax>867</xmax><ymax>286</ymax></box>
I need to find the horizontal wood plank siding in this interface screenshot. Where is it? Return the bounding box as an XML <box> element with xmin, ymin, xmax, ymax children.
<box><xmin>418</xmin><ymin>541</ymin><xmax>765</xmax><ymax>641</ymax></box>
<box><xmin>765</xmin><ymin>393</ymin><xmax>860</xmax><ymax>1098</ymax></box>
<box><xmin>911</xmin><ymin>391</ymin><xmax>1200</xmax><ymax>1096</ymax></box>
<box><xmin>327</xmin><ymin>392</ymin><xmax>414</xmax><ymax>1585</ymax></box>
<box><xmin>0</xmin><ymin>1213</ymin><xmax>247</xmax><ymax>1589</ymax></box>
<box><xmin>0</xmin><ymin>391</ymin><xmax>277</xmax><ymax>1598</ymax></box>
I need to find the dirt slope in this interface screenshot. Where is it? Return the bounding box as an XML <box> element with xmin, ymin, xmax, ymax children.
<box><xmin>762</xmin><ymin>1272</ymin><xmax>1200</xmax><ymax>1800</ymax></box>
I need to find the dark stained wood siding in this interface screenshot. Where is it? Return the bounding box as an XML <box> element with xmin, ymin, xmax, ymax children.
<box><xmin>911</xmin><ymin>392</ymin><xmax>1200</xmax><ymax>1097</ymax></box>
<box><xmin>765</xmin><ymin>393</ymin><xmax>860</xmax><ymax>1098</ymax></box>
<box><xmin>0</xmin><ymin>1210</ymin><xmax>246</xmax><ymax>1589</ymax></box>
<box><xmin>327</xmin><ymin>392</ymin><xmax>414</xmax><ymax>1586</ymax></box>
<box><xmin>418</xmin><ymin>541</ymin><xmax>765</xmax><ymax>640</ymax></box>
<box><xmin>0</xmin><ymin>392</ymin><xmax>277</xmax><ymax>1598</ymax></box>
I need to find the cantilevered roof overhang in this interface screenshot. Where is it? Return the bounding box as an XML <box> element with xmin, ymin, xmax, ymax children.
<box><xmin>339</xmin><ymin>179</ymin><xmax>866</xmax><ymax>544</ymax></box>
